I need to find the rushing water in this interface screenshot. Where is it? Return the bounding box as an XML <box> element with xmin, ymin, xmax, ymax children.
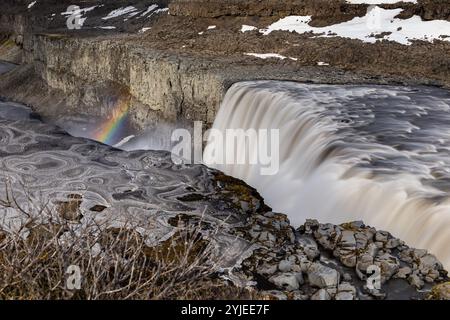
<box><xmin>204</xmin><ymin>81</ymin><xmax>450</xmax><ymax>270</ymax></box>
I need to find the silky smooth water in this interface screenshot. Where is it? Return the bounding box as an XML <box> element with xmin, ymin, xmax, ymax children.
<box><xmin>204</xmin><ymin>81</ymin><xmax>450</xmax><ymax>269</ymax></box>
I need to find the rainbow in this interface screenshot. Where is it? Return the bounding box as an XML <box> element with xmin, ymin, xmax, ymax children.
<box><xmin>93</xmin><ymin>98</ymin><xmax>130</xmax><ymax>145</ymax></box>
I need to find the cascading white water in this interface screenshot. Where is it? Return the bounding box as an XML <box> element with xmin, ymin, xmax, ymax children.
<box><xmin>204</xmin><ymin>81</ymin><xmax>450</xmax><ymax>270</ymax></box>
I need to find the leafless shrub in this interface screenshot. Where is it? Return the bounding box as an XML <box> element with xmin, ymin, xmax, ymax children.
<box><xmin>0</xmin><ymin>185</ymin><xmax>254</xmax><ymax>300</ymax></box>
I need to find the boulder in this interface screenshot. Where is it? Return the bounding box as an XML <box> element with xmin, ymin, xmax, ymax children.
<box><xmin>311</xmin><ymin>288</ymin><xmax>331</xmax><ymax>300</ymax></box>
<box><xmin>307</xmin><ymin>263</ymin><xmax>340</xmax><ymax>288</ymax></box>
<box><xmin>269</xmin><ymin>272</ymin><xmax>303</xmax><ymax>291</ymax></box>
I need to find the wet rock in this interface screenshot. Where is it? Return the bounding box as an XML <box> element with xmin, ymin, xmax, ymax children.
<box><xmin>340</xmin><ymin>230</ymin><xmax>357</xmax><ymax>248</ymax></box>
<box><xmin>311</xmin><ymin>288</ymin><xmax>331</xmax><ymax>300</ymax></box>
<box><xmin>257</xmin><ymin>263</ymin><xmax>278</xmax><ymax>276</ymax></box>
<box><xmin>339</xmin><ymin>251</ymin><xmax>357</xmax><ymax>268</ymax></box>
<box><xmin>307</xmin><ymin>263</ymin><xmax>340</xmax><ymax>288</ymax></box>
<box><xmin>335</xmin><ymin>291</ymin><xmax>354</xmax><ymax>300</ymax></box>
<box><xmin>290</xmin><ymin>290</ymin><xmax>309</xmax><ymax>300</ymax></box>
<box><xmin>343</xmin><ymin>273</ymin><xmax>352</xmax><ymax>282</ymax></box>
<box><xmin>419</xmin><ymin>254</ymin><xmax>442</xmax><ymax>271</ymax></box>
<box><xmin>269</xmin><ymin>272</ymin><xmax>303</xmax><ymax>291</ymax></box>
<box><xmin>296</xmin><ymin>235</ymin><xmax>320</xmax><ymax>260</ymax></box>
<box><xmin>338</xmin><ymin>282</ymin><xmax>356</xmax><ymax>297</ymax></box>
<box><xmin>260</xmin><ymin>290</ymin><xmax>287</xmax><ymax>300</ymax></box>
<box><xmin>365</xmin><ymin>243</ymin><xmax>379</xmax><ymax>257</ymax></box>
<box><xmin>375</xmin><ymin>230</ymin><xmax>389</xmax><ymax>243</ymax></box>
<box><xmin>355</xmin><ymin>232</ymin><xmax>369</xmax><ymax>249</ymax></box>
<box><xmin>278</xmin><ymin>259</ymin><xmax>293</xmax><ymax>272</ymax></box>
<box><xmin>314</xmin><ymin>223</ymin><xmax>342</xmax><ymax>250</ymax></box>
<box><xmin>375</xmin><ymin>253</ymin><xmax>400</xmax><ymax>282</ymax></box>
<box><xmin>356</xmin><ymin>254</ymin><xmax>374</xmax><ymax>275</ymax></box>
<box><xmin>298</xmin><ymin>256</ymin><xmax>313</xmax><ymax>273</ymax></box>
<box><xmin>386</xmin><ymin>237</ymin><xmax>402</xmax><ymax>249</ymax></box>
<box><xmin>364</xmin><ymin>286</ymin><xmax>387</xmax><ymax>300</ymax></box>
<box><xmin>302</xmin><ymin>219</ymin><xmax>319</xmax><ymax>233</ymax></box>
<box><xmin>394</xmin><ymin>266</ymin><xmax>412</xmax><ymax>279</ymax></box>
<box><xmin>408</xmin><ymin>273</ymin><xmax>425</xmax><ymax>289</ymax></box>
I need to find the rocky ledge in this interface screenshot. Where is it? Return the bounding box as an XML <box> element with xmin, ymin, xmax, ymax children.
<box><xmin>238</xmin><ymin>219</ymin><xmax>449</xmax><ymax>300</ymax></box>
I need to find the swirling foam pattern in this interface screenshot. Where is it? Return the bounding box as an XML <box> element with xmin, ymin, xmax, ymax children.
<box><xmin>0</xmin><ymin>100</ymin><xmax>252</xmax><ymax>267</ymax></box>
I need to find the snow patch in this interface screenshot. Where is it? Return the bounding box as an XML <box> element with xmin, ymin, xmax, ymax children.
<box><xmin>245</xmin><ymin>53</ymin><xmax>297</xmax><ymax>61</ymax></box>
<box><xmin>261</xmin><ymin>7</ymin><xmax>450</xmax><ymax>45</ymax></box>
<box><xmin>317</xmin><ymin>61</ymin><xmax>330</xmax><ymax>66</ymax></box>
<box><xmin>27</xmin><ymin>1</ymin><xmax>37</xmax><ymax>9</ymax></box>
<box><xmin>154</xmin><ymin>8</ymin><xmax>169</xmax><ymax>15</ymax></box>
<box><xmin>241</xmin><ymin>25</ymin><xmax>258</xmax><ymax>32</ymax></box>
<box><xmin>102</xmin><ymin>6</ymin><xmax>138</xmax><ymax>20</ymax></box>
<box><xmin>139</xmin><ymin>27</ymin><xmax>152</xmax><ymax>33</ymax></box>
<box><xmin>140</xmin><ymin>4</ymin><xmax>159</xmax><ymax>17</ymax></box>
<box><xmin>207</xmin><ymin>25</ymin><xmax>217</xmax><ymax>30</ymax></box>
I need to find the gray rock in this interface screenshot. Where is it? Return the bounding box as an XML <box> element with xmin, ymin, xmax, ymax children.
<box><xmin>419</xmin><ymin>254</ymin><xmax>442</xmax><ymax>271</ymax></box>
<box><xmin>278</xmin><ymin>259</ymin><xmax>293</xmax><ymax>272</ymax></box>
<box><xmin>338</xmin><ymin>282</ymin><xmax>357</xmax><ymax>295</ymax></box>
<box><xmin>394</xmin><ymin>266</ymin><xmax>412</xmax><ymax>279</ymax></box>
<box><xmin>340</xmin><ymin>251</ymin><xmax>357</xmax><ymax>268</ymax></box>
<box><xmin>260</xmin><ymin>290</ymin><xmax>287</xmax><ymax>300</ymax></box>
<box><xmin>299</xmin><ymin>257</ymin><xmax>312</xmax><ymax>273</ymax></box>
<box><xmin>356</xmin><ymin>254</ymin><xmax>374</xmax><ymax>273</ymax></box>
<box><xmin>303</xmin><ymin>219</ymin><xmax>319</xmax><ymax>233</ymax></box>
<box><xmin>335</xmin><ymin>292</ymin><xmax>354</xmax><ymax>300</ymax></box>
<box><xmin>257</xmin><ymin>263</ymin><xmax>278</xmax><ymax>276</ymax></box>
<box><xmin>375</xmin><ymin>253</ymin><xmax>400</xmax><ymax>281</ymax></box>
<box><xmin>311</xmin><ymin>289</ymin><xmax>331</xmax><ymax>300</ymax></box>
<box><xmin>269</xmin><ymin>272</ymin><xmax>303</xmax><ymax>291</ymax></box>
<box><xmin>291</xmin><ymin>290</ymin><xmax>309</xmax><ymax>300</ymax></box>
<box><xmin>386</xmin><ymin>238</ymin><xmax>401</xmax><ymax>249</ymax></box>
<box><xmin>366</xmin><ymin>243</ymin><xmax>379</xmax><ymax>257</ymax></box>
<box><xmin>355</xmin><ymin>232</ymin><xmax>368</xmax><ymax>249</ymax></box>
<box><xmin>364</xmin><ymin>286</ymin><xmax>387</xmax><ymax>300</ymax></box>
<box><xmin>340</xmin><ymin>230</ymin><xmax>356</xmax><ymax>248</ymax></box>
<box><xmin>296</xmin><ymin>235</ymin><xmax>320</xmax><ymax>260</ymax></box>
<box><xmin>307</xmin><ymin>263</ymin><xmax>340</xmax><ymax>288</ymax></box>
<box><xmin>413</xmin><ymin>249</ymin><xmax>428</xmax><ymax>259</ymax></box>
<box><xmin>408</xmin><ymin>273</ymin><xmax>425</xmax><ymax>289</ymax></box>
<box><xmin>314</xmin><ymin>224</ymin><xmax>341</xmax><ymax>250</ymax></box>
<box><xmin>343</xmin><ymin>273</ymin><xmax>352</xmax><ymax>282</ymax></box>
<box><xmin>375</xmin><ymin>231</ymin><xmax>389</xmax><ymax>243</ymax></box>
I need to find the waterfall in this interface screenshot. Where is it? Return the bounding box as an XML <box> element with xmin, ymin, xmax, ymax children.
<box><xmin>204</xmin><ymin>81</ymin><xmax>450</xmax><ymax>270</ymax></box>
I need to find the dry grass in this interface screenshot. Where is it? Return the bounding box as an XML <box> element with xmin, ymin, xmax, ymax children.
<box><xmin>0</xmin><ymin>186</ymin><xmax>254</xmax><ymax>300</ymax></box>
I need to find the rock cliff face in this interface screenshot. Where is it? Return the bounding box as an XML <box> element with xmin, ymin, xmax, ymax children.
<box><xmin>24</xmin><ymin>35</ymin><xmax>225</xmax><ymax>126</ymax></box>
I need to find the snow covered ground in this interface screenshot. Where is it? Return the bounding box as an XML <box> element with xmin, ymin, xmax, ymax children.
<box><xmin>261</xmin><ymin>6</ymin><xmax>450</xmax><ymax>45</ymax></box>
